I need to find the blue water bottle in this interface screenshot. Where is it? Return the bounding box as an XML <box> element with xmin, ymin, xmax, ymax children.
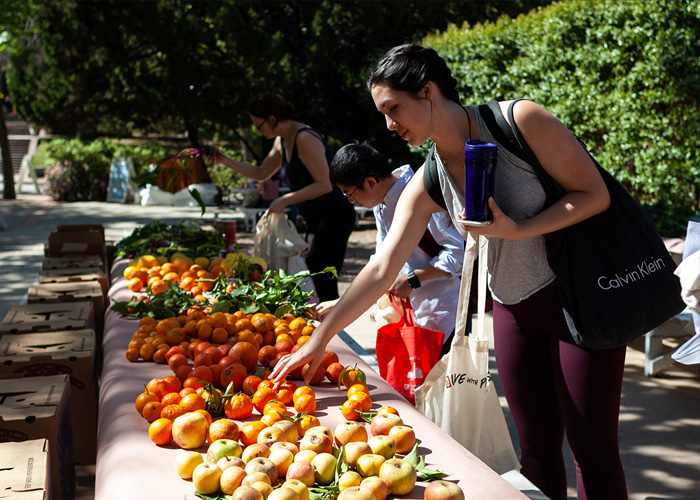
<box><xmin>462</xmin><ymin>139</ymin><xmax>498</xmax><ymax>227</ymax></box>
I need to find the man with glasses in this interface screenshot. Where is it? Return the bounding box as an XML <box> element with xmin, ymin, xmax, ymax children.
<box><xmin>319</xmin><ymin>141</ymin><xmax>464</xmax><ymax>357</ymax></box>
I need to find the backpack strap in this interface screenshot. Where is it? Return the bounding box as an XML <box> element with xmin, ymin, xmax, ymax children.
<box><xmin>422</xmin><ymin>144</ymin><xmax>448</xmax><ymax>210</ymax></box>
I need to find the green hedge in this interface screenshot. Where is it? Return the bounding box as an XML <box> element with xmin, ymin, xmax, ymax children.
<box><xmin>423</xmin><ymin>0</ymin><xmax>700</xmax><ymax>236</ymax></box>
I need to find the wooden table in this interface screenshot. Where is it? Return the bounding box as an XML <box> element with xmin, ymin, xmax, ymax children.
<box><xmin>95</xmin><ymin>259</ymin><xmax>527</xmax><ymax>500</ymax></box>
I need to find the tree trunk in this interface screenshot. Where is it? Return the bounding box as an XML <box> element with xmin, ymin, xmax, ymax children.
<box><xmin>0</xmin><ymin>105</ymin><xmax>16</xmax><ymax>199</ymax></box>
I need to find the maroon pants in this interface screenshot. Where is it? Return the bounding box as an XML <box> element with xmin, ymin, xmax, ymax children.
<box><xmin>492</xmin><ymin>284</ymin><xmax>628</xmax><ymax>500</ymax></box>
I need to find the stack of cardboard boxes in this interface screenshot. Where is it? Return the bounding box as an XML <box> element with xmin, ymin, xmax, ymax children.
<box><xmin>0</xmin><ymin>224</ymin><xmax>109</xmax><ymax>500</ymax></box>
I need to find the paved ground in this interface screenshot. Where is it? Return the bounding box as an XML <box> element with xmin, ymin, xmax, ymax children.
<box><xmin>1</xmin><ymin>178</ymin><xmax>699</xmax><ymax>499</ymax></box>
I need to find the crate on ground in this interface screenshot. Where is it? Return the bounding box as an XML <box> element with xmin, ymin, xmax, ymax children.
<box><xmin>0</xmin><ymin>330</ymin><xmax>97</xmax><ymax>465</ymax></box>
<box><xmin>37</xmin><ymin>267</ymin><xmax>108</xmax><ymax>298</ymax></box>
<box><xmin>0</xmin><ymin>439</ymin><xmax>51</xmax><ymax>500</ymax></box>
<box><xmin>0</xmin><ymin>375</ymin><xmax>75</xmax><ymax>500</ymax></box>
<box><xmin>42</xmin><ymin>254</ymin><xmax>104</xmax><ymax>271</ymax></box>
<box><xmin>0</xmin><ymin>302</ymin><xmax>94</xmax><ymax>335</ymax></box>
<box><xmin>27</xmin><ymin>282</ymin><xmax>106</xmax><ymax>345</ymax></box>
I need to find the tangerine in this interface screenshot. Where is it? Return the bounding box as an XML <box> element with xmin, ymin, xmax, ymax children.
<box><xmin>348</xmin><ymin>392</ymin><xmax>372</xmax><ymax>412</ymax></box>
<box><xmin>252</xmin><ymin>386</ymin><xmax>277</xmax><ymax>414</ymax></box>
<box><xmin>295</xmin><ymin>414</ymin><xmax>320</xmax><ymax>437</ymax></box>
<box><xmin>142</xmin><ymin>401</ymin><xmax>164</xmax><ymax>422</ymax></box>
<box><xmin>180</xmin><ymin>393</ymin><xmax>207</xmax><ymax>412</ymax></box>
<box><xmin>293</xmin><ymin>394</ymin><xmax>316</xmax><ymax>414</ymax></box>
<box><xmin>160</xmin><ymin>404</ymin><xmax>187</xmax><ymax>421</ymax></box>
<box><xmin>224</xmin><ymin>393</ymin><xmax>254</xmax><ymax>420</ymax></box>
<box><xmin>292</xmin><ymin>386</ymin><xmax>316</xmax><ymax>404</ymax></box>
<box><xmin>148</xmin><ymin>418</ymin><xmax>173</xmax><ymax>445</ymax></box>
<box><xmin>341</xmin><ymin>400</ymin><xmax>362</xmax><ymax>421</ymax></box>
<box><xmin>231</xmin><ymin>341</ymin><xmax>259</xmax><ymax>371</ymax></box>
<box><xmin>239</xmin><ymin>420</ymin><xmax>268</xmax><ymax>447</ymax></box>
<box><xmin>135</xmin><ymin>391</ymin><xmax>159</xmax><ymax>415</ymax></box>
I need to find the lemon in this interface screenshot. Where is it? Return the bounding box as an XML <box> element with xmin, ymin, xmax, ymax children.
<box><xmin>194</xmin><ymin>256</ymin><xmax>210</xmax><ymax>268</ymax></box>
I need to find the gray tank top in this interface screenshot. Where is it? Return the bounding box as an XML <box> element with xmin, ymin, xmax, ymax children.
<box><xmin>434</xmin><ymin>107</ymin><xmax>556</xmax><ymax>305</ymax></box>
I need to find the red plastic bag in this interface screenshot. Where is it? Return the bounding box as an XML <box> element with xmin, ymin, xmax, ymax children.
<box><xmin>375</xmin><ymin>296</ymin><xmax>444</xmax><ymax>405</ymax></box>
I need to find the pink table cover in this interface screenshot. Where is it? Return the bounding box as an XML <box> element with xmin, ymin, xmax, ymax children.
<box><xmin>95</xmin><ymin>259</ymin><xmax>526</xmax><ymax>500</ymax></box>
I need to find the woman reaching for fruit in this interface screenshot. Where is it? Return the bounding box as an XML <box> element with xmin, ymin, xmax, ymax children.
<box><xmin>206</xmin><ymin>92</ymin><xmax>356</xmax><ymax>302</ymax></box>
<box><xmin>271</xmin><ymin>44</ymin><xmax>627</xmax><ymax>500</ymax></box>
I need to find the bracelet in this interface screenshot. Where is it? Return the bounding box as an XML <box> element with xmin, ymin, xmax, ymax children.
<box><xmin>407</xmin><ymin>270</ymin><xmax>421</xmax><ymax>289</ymax></box>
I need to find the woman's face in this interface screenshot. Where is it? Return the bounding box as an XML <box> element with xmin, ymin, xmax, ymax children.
<box><xmin>371</xmin><ymin>84</ymin><xmax>431</xmax><ymax>147</ymax></box>
<box><xmin>250</xmin><ymin>114</ymin><xmax>274</xmax><ymax>139</ymax></box>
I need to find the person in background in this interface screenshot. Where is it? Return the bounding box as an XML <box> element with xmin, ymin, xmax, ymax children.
<box><xmin>253</xmin><ymin>172</ymin><xmax>280</xmax><ymax>209</ymax></box>
<box><xmin>316</xmin><ymin>141</ymin><xmax>463</xmax><ymax>357</ymax></box>
<box><xmin>271</xmin><ymin>44</ymin><xmax>627</xmax><ymax>500</ymax></box>
<box><xmin>207</xmin><ymin>92</ymin><xmax>356</xmax><ymax>301</ymax></box>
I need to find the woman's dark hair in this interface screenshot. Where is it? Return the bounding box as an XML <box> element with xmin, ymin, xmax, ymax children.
<box><xmin>248</xmin><ymin>92</ymin><xmax>300</xmax><ymax>121</ymax></box>
<box><xmin>330</xmin><ymin>141</ymin><xmax>392</xmax><ymax>187</ymax></box>
<box><xmin>367</xmin><ymin>44</ymin><xmax>461</xmax><ymax>105</ymax></box>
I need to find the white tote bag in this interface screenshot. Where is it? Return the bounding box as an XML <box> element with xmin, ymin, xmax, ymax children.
<box><xmin>415</xmin><ymin>234</ymin><xmax>520</xmax><ymax>474</ymax></box>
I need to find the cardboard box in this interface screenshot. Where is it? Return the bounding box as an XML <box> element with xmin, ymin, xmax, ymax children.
<box><xmin>0</xmin><ymin>375</ymin><xmax>75</xmax><ymax>500</ymax></box>
<box><xmin>27</xmin><ymin>283</ymin><xmax>105</xmax><ymax>345</ymax></box>
<box><xmin>45</xmin><ymin>225</ymin><xmax>107</xmax><ymax>274</ymax></box>
<box><xmin>36</xmin><ymin>268</ymin><xmax>108</xmax><ymax>298</ymax></box>
<box><xmin>0</xmin><ymin>330</ymin><xmax>97</xmax><ymax>465</ymax></box>
<box><xmin>41</xmin><ymin>254</ymin><xmax>104</xmax><ymax>271</ymax></box>
<box><xmin>0</xmin><ymin>439</ymin><xmax>51</xmax><ymax>500</ymax></box>
<box><xmin>0</xmin><ymin>302</ymin><xmax>94</xmax><ymax>335</ymax></box>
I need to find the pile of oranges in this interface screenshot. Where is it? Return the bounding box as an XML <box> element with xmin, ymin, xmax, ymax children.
<box><xmin>123</xmin><ymin>252</ymin><xmax>223</xmax><ymax>296</ymax></box>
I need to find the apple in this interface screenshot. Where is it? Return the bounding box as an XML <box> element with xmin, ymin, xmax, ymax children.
<box><xmin>334</xmin><ymin>421</ymin><xmax>369</xmax><ymax>446</ymax></box>
<box><xmin>311</xmin><ymin>452</ymin><xmax>337</xmax><ymax>485</ymax></box>
<box><xmin>231</xmin><ymin>485</ymin><xmax>264</xmax><ymax>500</ymax></box>
<box><xmin>356</xmin><ymin>454</ymin><xmax>386</xmax><ymax>478</ymax></box>
<box><xmin>174</xmin><ymin>450</ymin><xmax>204</xmax><ymax>479</ymax></box>
<box><xmin>208</xmin><ymin>418</ymin><xmax>241</xmax><ymax>443</ymax></box>
<box><xmin>368</xmin><ymin>435</ymin><xmax>396</xmax><ymax>460</ymax></box>
<box><xmin>388</xmin><ymin>425</ymin><xmax>415</xmax><ymax>454</ymax></box>
<box><xmin>283</xmin><ymin>479</ymin><xmax>310</xmax><ymax>500</ymax></box>
<box><xmin>269</xmin><ymin>448</ymin><xmax>295</xmax><ymax>477</ymax></box>
<box><xmin>258</xmin><ymin>426</ymin><xmax>287</xmax><ymax>447</ymax></box>
<box><xmin>245</xmin><ymin>456</ymin><xmax>278</xmax><ymax>484</ymax></box>
<box><xmin>219</xmin><ymin>465</ymin><xmax>247</xmax><ymax>495</ymax></box>
<box><xmin>337</xmin><ymin>486</ymin><xmax>377</xmax><ymax>500</ymax></box>
<box><xmin>343</xmin><ymin>441</ymin><xmax>372</xmax><ymax>467</ymax></box>
<box><xmin>304</xmin><ymin>425</ymin><xmax>333</xmax><ymax>442</ymax></box>
<box><xmin>285</xmin><ymin>460</ymin><xmax>315</xmax><ymax>487</ymax></box>
<box><xmin>424</xmin><ymin>480</ymin><xmax>465</xmax><ymax>500</ymax></box>
<box><xmin>271</xmin><ymin>441</ymin><xmax>299</xmax><ymax>456</ymax></box>
<box><xmin>243</xmin><ymin>443</ymin><xmax>272</xmax><ymax>463</ymax></box>
<box><xmin>370</xmin><ymin>414</ymin><xmax>403</xmax><ymax>437</ymax></box>
<box><xmin>192</xmin><ymin>462</ymin><xmax>223</xmax><ymax>495</ymax></box>
<box><xmin>250</xmin><ymin>481</ymin><xmax>274</xmax><ymax>499</ymax></box>
<box><xmin>268</xmin><ymin>487</ymin><xmax>301</xmax><ymax>500</ymax></box>
<box><xmin>242</xmin><ymin>471</ymin><xmax>273</xmax><ymax>486</ymax></box>
<box><xmin>207</xmin><ymin>438</ymin><xmax>243</xmax><ymax>463</ymax></box>
<box><xmin>361</xmin><ymin>477</ymin><xmax>388</xmax><ymax>500</ymax></box>
<box><xmin>172</xmin><ymin>412</ymin><xmax>208</xmax><ymax>449</ymax></box>
<box><xmin>378</xmin><ymin>458</ymin><xmax>417</xmax><ymax>496</ymax></box>
<box><xmin>273</xmin><ymin>420</ymin><xmax>300</xmax><ymax>443</ymax></box>
<box><xmin>338</xmin><ymin>471</ymin><xmax>362</xmax><ymax>491</ymax></box>
<box><xmin>294</xmin><ymin>449</ymin><xmax>317</xmax><ymax>463</ymax></box>
<box><xmin>299</xmin><ymin>433</ymin><xmax>333</xmax><ymax>455</ymax></box>
<box><xmin>218</xmin><ymin>455</ymin><xmax>246</xmax><ymax>472</ymax></box>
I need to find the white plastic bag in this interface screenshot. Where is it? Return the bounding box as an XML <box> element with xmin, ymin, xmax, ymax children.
<box><xmin>368</xmin><ymin>293</ymin><xmax>403</xmax><ymax>325</ymax></box>
<box><xmin>415</xmin><ymin>234</ymin><xmax>520</xmax><ymax>474</ymax></box>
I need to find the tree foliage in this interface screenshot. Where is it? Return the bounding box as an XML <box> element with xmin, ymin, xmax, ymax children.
<box><xmin>423</xmin><ymin>0</ymin><xmax>700</xmax><ymax>236</ymax></box>
<box><xmin>4</xmin><ymin>0</ymin><xmax>547</xmax><ymax>166</ymax></box>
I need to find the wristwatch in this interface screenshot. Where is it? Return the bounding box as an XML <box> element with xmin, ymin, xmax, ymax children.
<box><xmin>407</xmin><ymin>270</ymin><xmax>421</xmax><ymax>289</ymax></box>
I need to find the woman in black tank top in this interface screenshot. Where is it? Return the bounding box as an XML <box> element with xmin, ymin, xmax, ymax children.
<box><xmin>206</xmin><ymin>92</ymin><xmax>355</xmax><ymax>302</ymax></box>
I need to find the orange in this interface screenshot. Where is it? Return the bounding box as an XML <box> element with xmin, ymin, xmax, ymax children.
<box><xmin>251</xmin><ymin>313</ymin><xmax>270</xmax><ymax>333</ymax></box>
<box><xmin>241</xmin><ymin>375</ymin><xmax>263</xmax><ymax>396</ymax></box>
<box><xmin>148</xmin><ymin>418</ymin><xmax>173</xmax><ymax>445</ymax></box>
<box><xmin>135</xmin><ymin>391</ymin><xmax>158</xmax><ymax>415</ymax></box>
<box><xmin>164</xmin><ymin>375</ymin><xmax>183</xmax><ymax>392</ymax></box>
<box><xmin>257</xmin><ymin>345</ymin><xmax>278</xmax><ymax>367</ymax></box>
<box><xmin>252</xmin><ymin>387</ymin><xmax>277</xmax><ymax>414</ymax></box>
<box><xmin>142</xmin><ymin>401</ymin><xmax>164</xmax><ymax>423</ymax></box>
<box><xmin>160</xmin><ymin>404</ymin><xmax>187</xmax><ymax>421</ymax></box>
<box><xmin>341</xmin><ymin>400</ymin><xmax>362</xmax><ymax>421</ymax></box>
<box><xmin>220</xmin><ymin>363</ymin><xmax>247</xmax><ymax>393</ymax></box>
<box><xmin>263</xmin><ymin>401</ymin><xmax>288</xmax><ymax>417</ymax></box>
<box><xmin>139</xmin><ymin>342</ymin><xmax>157</xmax><ymax>362</ymax></box>
<box><xmin>128</xmin><ymin>277</ymin><xmax>144</xmax><ymax>292</ymax></box>
<box><xmin>195</xmin><ymin>409</ymin><xmax>213</xmax><ymax>428</ymax></box>
<box><xmin>295</xmin><ymin>414</ymin><xmax>320</xmax><ymax>437</ymax></box>
<box><xmin>292</xmin><ymin>386</ymin><xmax>316</xmax><ymax>404</ymax></box>
<box><xmin>207</xmin><ymin>418</ymin><xmax>240</xmax><ymax>444</ymax></box>
<box><xmin>224</xmin><ymin>393</ymin><xmax>254</xmax><ymax>420</ymax></box>
<box><xmin>180</xmin><ymin>393</ymin><xmax>207</xmax><ymax>412</ymax></box>
<box><xmin>348</xmin><ymin>392</ymin><xmax>372</xmax><ymax>412</ymax></box>
<box><xmin>276</xmin><ymin>387</ymin><xmax>294</xmax><ymax>406</ymax></box>
<box><xmin>347</xmin><ymin>383</ymin><xmax>370</xmax><ymax>398</ymax></box>
<box><xmin>152</xmin><ymin>346</ymin><xmax>169</xmax><ymax>364</ymax></box>
<box><xmin>125</xmin><ymin>348</ymin><xmax>140</xmax><ymax>362</ymax></box>
<box><xmin>235</xmin><ymin>318</ymin><xmax>254</xmax><ymax>332</ymax></box>
<box><xmin>161</xmin><ymin>392</ymin><xmax>182</xmax><ymax>406</ymax></box>
<box><xmin>239</xmin><ymin>420</ymin><xmax>268</xmax><ymax>447</ymax></box>
<box><xmin>341</xmin><ymin>367</ymin><xmax>366</xmax><ymax>389</ymax></box>
<box><xmin>208</xmin><ymin>312</ymin><xmax>228</xmax><ymax>329</ymax></box>
<box><xmin>293</xmin><ymin>394</ymin><xmax>316</xmax><ymax>414</ymax></box>
<box><xmin>288</xmin><ymin>317</ymin><xmax>307</xmax><ymax>333</ymax></box>
<box><xmin>146</xmin><ymin>378</ymin><xmax>178</xmax><ymax>401</ymax></box>
<box><xmin>183</xmin><ymin>377</ymin><xmax>205</xmax><ymax>391</ymax></box>
<box><xmin>231</xmin><ymin>341</ymin><xmax>259</xmax><ymax>371</ymax></box>
<box><xmin>190</xmin><ymin>365</ymin><xmax>214</xmax><ymax>385</ymax></box>
<box><xmin>139</xmin><ymin>315</ymin><xmax>157</xmax><ymax>328</ymax></box>
<box><xmin>260</xmin><ymin>412</ymin><xmax>284</xmax><ymax>427</ymax></box>
<box><xmin>377</xmin><ymin>406</ymin><xmax>400</xmax><ymax>416</ymax></box>
<box><xmin>211</xmin><ymin>327</ymin><xmax>228</xmax><ymax>344</ymax></box>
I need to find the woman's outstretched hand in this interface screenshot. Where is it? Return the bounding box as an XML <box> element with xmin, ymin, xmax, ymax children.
<box><xmin>270</xmin><ymin>330</ymin><xmax>329</xmax><ymax>386</ymax></box>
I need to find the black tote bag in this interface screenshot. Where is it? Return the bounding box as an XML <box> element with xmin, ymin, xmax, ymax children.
<box><xmin>481</xmin><ymin>100</ymin><xmax>685</xmax><ymax>349</ymax></box>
